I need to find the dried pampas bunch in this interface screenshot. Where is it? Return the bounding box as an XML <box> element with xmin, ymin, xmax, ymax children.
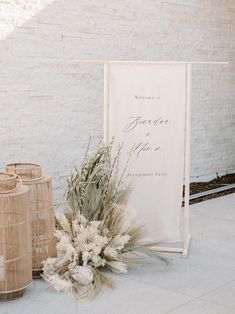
<box><xmin>42</xmin><ymin>139</ymin><xmax>167</xmax><ymax>298</ymax></box>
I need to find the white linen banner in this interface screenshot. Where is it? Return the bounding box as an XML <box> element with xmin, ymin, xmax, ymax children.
<box><xmin>106</xmin><ymin>63</ymin><xmax>187</xmax><ymax>243</ymax></box>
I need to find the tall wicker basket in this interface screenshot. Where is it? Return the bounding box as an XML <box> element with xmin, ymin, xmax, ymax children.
<box><xmin>0</xmin><ymin>173</ymin><xmax>32</xmax><ymax>301</ymax></box>
<box><xmin>6</xmin><ymin>163</ymin><xmax>56</xmax><ymax>277</ymax></box>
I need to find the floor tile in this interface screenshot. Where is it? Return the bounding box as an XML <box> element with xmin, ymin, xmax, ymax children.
<box><xmin>0</xmin><ymin>276</ymin><xmax>192</xmax><ymax>314</ymax></box>
<box><xmin>201</xmin><ymin>280</ymin><xmax>235</xmax><ymax>309</ymax></box>
<box><xmin>168</xmin><ymin>298</ymin><xmax>235</xmax><ymax>314</ymax></box>
<box><xmin>127</xmin><ymin>205</ymin><xmax>235</xmax><ymax>297</ymax></box>
<box><xmin>190</xmin><ymin>193</ymin><xmax>235</xmax><ymax>221</ymax></box>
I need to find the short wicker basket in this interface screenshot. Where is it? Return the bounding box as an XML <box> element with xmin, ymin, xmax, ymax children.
<box><xmin>0</xmin><ymin>173</ymin><xmax>32</xmax><ymax>301</ymax></box>
<box><xmin>6</xmin><ymin>163</ymin><xmax>56</xmax><ymax>278</ymax></box>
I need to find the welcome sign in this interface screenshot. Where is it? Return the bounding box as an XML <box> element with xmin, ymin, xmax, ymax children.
<box><xmin>105</xmin><ymin>62</ymin><xmax>187</xmax><ymax>244</ymax></box>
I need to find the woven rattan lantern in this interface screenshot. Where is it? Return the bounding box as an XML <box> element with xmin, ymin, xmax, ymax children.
<box><xmin>6</xmin><ymin>163</ymin><xmax>56</xmax><ymax>277</ymax></box>
<box><xmin>0</xmin><ymin>173</ymin><xmax>32</xmax><ymax>301</ymax></box>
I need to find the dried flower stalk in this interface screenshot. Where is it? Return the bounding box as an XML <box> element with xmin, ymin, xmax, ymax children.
<box><xmin>43</xmin><ymin>140</ymin><xmax>167</xmax><ymax>298</ymax></box>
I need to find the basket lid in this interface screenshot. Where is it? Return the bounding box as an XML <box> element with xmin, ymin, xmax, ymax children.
<box><xmin>6</xmin><ymin>163</ymin><xmax>43</xmax><ymax>181</ymax></box>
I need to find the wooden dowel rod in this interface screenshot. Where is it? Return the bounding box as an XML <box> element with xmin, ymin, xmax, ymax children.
<box><xmin>182</xmin><ymin>63</ymin><xmax>192</xmax><ymax>258</ymax></box>
<box><xmin>151</xmin><ymin>247</ymin><xmax>184</xmax><ymax>253</ymax></box>
<box><xmin>103</xmin><ymin>62</ymin><xmax>109</xmax><ymax>144</ymax></box>
<box><xmin>76</xmin><ymin>60</ymin><xmax>229</xmax><ymax>65</ymax></box>
<box><xmin>182</xmin><ymin>235</ymin><xmax>191</xmax><ymax>258</ymax></box>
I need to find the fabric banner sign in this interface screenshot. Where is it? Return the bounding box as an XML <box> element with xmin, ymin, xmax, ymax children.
<box><xmin>106</xmin><ymin>63</ymin><xmax>187</xmax><ymax>243</ymax></box>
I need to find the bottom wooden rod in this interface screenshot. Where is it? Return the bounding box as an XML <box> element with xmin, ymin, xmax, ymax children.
<box><xmin>152</xmin><ymin>246</ymin><xmax>184</xmax><ymax>253</ymax></box>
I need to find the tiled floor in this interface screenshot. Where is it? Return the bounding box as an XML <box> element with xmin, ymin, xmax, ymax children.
<box><xmin>1</xmin><ymin>193</ymin><xmax>235</xmax><ymax>314</ymax></box>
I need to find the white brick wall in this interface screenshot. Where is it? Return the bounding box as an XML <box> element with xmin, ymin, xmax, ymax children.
<box><xmin>0</xmin><ymin>0</ymin><xmax>234</xmax><ymax>204</ymax></box>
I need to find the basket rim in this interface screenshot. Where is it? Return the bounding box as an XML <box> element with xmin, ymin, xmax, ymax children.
<box><xmin>0</xmin><ymin>172</ymin><xmax>22</xmax><ymax>194</ymax></box>
<box><xmin>5</xmin><ymin>163</ymin><xmax>44</xmax><ymax>182</ymax></box>
<box><xmin>0</xmin><ymin>172</ymin><xmax>18</xmax><ymax>181</ymax></box>
<box><xmin>6</xmin><ymin>162</ymin><xmax>41</xmax><ymax>169</ymax></box>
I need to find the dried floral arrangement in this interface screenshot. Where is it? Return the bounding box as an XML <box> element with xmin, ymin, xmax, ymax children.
<box><xmin>42</xmin><ymin>140</ymin><xmax>166</xmax><ymax>298</ymax></box>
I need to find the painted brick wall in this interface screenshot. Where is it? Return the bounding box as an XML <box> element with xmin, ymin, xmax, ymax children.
<box><xmin>0</xmin><ymin>0</ymin><xmax>234</xmax><ymax>204</ymax></box>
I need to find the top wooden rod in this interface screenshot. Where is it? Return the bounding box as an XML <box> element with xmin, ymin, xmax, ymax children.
<box><xmin>76</xmin><ymin>60</ymin><xmax>229</xmax><ymax>65</ymax></box>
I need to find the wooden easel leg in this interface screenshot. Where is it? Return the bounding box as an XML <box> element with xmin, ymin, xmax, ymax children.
<box><xmin>182</xmin><ymin>234</ymin><xmax>191</xmax><ymax>257</ymax></box>
<box><xmin>181</xmin><ymin>64</ymin><xmax>192</xmax><ymax>258</ymax></box>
